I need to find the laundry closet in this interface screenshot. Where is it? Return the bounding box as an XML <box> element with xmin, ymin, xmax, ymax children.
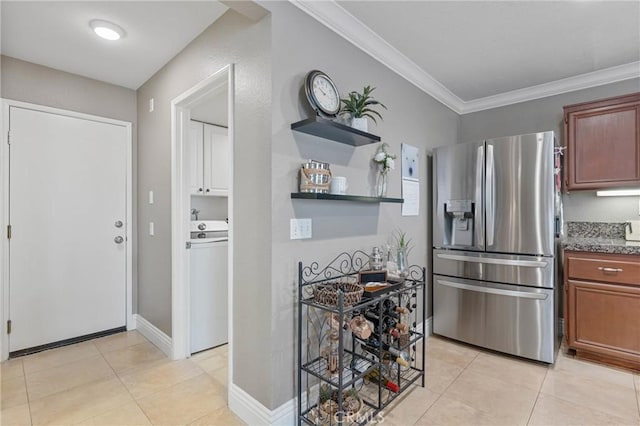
<box><xmin>188</xmin><ymin>88</ymin><xmax>229</xmax><ymax>354</ymax></box>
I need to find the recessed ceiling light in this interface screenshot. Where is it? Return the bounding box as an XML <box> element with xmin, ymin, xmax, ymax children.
<box><xmin>89</xmin><ymin>19</ymin><xmax>125</xmax><ymax>41</ymax></box>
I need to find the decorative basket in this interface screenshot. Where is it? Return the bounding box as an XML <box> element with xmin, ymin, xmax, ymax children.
<box><xmin>313</xmin><ymin>281</ymin><xmax>364</xmax><ymax>307</ymax></box>
<box><xmin>299</xmin><ymin>160</ymin><xmax>332</xmax><ymax>193</ymax></box>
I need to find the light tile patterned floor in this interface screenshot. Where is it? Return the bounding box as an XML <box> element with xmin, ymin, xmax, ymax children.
<box><xmin>1</xmin><ymin>332</ymin><xmax>639</xmax><ymax>425</ymax></box>
<box><xmin>0</xmin><ymin>332</ymin><xmax>238</xmax><ymax>426</ymax></box>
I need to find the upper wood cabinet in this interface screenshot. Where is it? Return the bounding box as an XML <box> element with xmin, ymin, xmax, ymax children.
<box><xmin>564</xmin><ymin>93</ymin><xmax>640</xmax><ymax>190</ymax></box>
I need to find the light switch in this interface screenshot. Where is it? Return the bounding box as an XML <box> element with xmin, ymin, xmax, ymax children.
<box><xmin>149</xmin><ymin>190</ymin><xmax>154</xmax><ymax>204</ymax></box>
<box><xmin>149</xmin><ymin>98</ymin><xmax>155</xmax><ymax>112</ymax></box>
<box><xmin>290</xmin><ymin>218</ymin><xmax>312</xmax><ymax>240</ymax></box>
<box><xmin>149</xmin><ymin>222</ymin><xmax>155</xmax><ymax>236</ymax></box>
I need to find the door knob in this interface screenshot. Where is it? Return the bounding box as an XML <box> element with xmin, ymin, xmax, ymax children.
<box><xmin>114</xmin><ymin>236</ymin><xmax>124</xmax><ymax>244</ymax></box>
<box><xmin>115</xmin><ymin>220</ymin><xmax>123</xmax><ymax>228</ymax></box>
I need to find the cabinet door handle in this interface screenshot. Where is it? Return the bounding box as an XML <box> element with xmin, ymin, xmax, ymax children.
<box><xmin>198</xmin><ymin>188</ymin><xmax>203</xmax><ymax>192</ymax></box>
<box><xmin>597</xmin><ymin>267</ymin><xmax>623</xmax><ymax>273</ymax></box>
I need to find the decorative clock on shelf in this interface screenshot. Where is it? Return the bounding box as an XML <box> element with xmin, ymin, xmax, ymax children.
<box><xmin>304</xmin><ymin>70</ymin><xmax>340</xmax><ymax>117</ymax></box>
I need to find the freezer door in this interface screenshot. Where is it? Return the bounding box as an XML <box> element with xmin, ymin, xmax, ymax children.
<box><xmin>433</xmin><ymin>275</ymin><xmax>556</xmax><ymax>363</ymax></box>
<box><xmin>433</xmin><ymin>141</ymin><xmax>484</xmax><ymax>251</ymax></box>
<box><xmin>485</xmin><ymin>132</ymin><xmax>555</xmax><ymax>256</ymax></box>
<box><xmin>433</xmin><ymin>249</ymin><xmax>555</xmax><ymax>288</ymax></box>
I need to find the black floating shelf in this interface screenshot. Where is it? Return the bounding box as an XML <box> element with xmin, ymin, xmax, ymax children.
<box><xmin>291</xmin><ymin>192</ymin><xmax>403</xmax><ymax>203</ymax></box>
<box><xmin>291</xmin><ymin>116</ymin><xmax>381</xmax><ymax>146</ymax></box>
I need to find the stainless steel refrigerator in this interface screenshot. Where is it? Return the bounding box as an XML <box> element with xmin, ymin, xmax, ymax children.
<box><xmin>432</xmin><ymin>131</ymin><xmax>561</xmax><ymax>363</ymax></box>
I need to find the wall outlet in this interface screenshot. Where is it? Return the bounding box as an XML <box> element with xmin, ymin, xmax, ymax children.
<box><xmin>290</xmin><ymin>218</ymin><xmax>312</xmax><ymax>240</ymax></box>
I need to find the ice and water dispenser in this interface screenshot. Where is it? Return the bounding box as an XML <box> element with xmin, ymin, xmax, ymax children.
<box><xmin>444</xmin><ymin>200</ymin><xmax>474</xmax><ymax>247</ymax></box>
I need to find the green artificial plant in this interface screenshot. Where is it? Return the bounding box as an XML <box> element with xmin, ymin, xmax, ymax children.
<box><xmin>393</xmin><ymin>229</ymin><xmax>414</xmax><ymax>256</ymax></box>
<box><xmin>340</xmin><ymin>85</ymin><xmax>387</xmax><ymax>123</ymax></box>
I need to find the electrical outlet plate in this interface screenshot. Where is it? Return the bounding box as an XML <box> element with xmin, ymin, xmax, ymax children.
<box><xmin>290</xmin><ymin>218</ymin><xmax>312</xmax><ymax>239</ymax></box>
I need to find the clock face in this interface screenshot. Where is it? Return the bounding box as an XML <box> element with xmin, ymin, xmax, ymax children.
<box><xmin>312</xmin><ymin>75</ymin><xmax>340</xmax><ymax>115</ymax></box>
<box><xmin>305</xmin><ymin>70</ymin><xmax>340</xmax><ymax>116</ymax></box>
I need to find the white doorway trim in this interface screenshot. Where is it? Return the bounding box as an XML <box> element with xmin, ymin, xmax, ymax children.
<box><xmin>0</xmin><ymin>99</ymin><xmax>134</xmax><ymax>361</ymax></box>
<box><xmin>170</xmin><ymin>65</ymin><xmax>234</xmax><ymax>393</ymax></box>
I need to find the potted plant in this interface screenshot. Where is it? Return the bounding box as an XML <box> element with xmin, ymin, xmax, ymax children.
<box><xmin>393</xmin><ymin>229</ymin><xmax>413</xmax><ymax>276</ymax></box>
<box><xmin>340</xmin><ymin>85</ymin><xmax>387</xmax><ymax>132</ymax></box>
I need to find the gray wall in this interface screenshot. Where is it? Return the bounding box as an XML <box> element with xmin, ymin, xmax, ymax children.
<box><xmin>1</xmin><ymin>56</ymin><xmax>137</xmax><ymax>123</ymax></box>
<box><xmin>0</xmin><ymin>54</ymin><xmax>139</xmax><ymax>310</ymax></box>
<box><xmin>266</xmin><ymin>1</ymin><xmax>459</xmax><ymax>409</ymax></box>
<box><xmin>459</xmin><ymin>78</ymin><xmax>640</xmax><ymax>224</ymax></box>
<box><xmin>135</xmin><ymin>9</ymin><xmax>273</xmax><ymax>406</ymax></box>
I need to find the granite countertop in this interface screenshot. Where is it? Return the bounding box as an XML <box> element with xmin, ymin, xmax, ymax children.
<box><xmin>562</xmin><ymin>236</ymin><xmax>640</xmax><ymax>255</ymax></box>
<box><xmin>561</xmin><ymin>222</ymin><xmax>640</xmax><ymax>256</ymax></box>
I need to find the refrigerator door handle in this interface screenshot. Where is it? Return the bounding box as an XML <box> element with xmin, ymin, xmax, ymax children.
<box><xmin>436</xmin><ymin>253</ymin><xmax>548</xmax><ymax>268</ymax></box>
<box><xmin>437</xmin><ymin>279</ymin><xmax>549</xmax><ymax>300</ymax></box>
<box><xmin>475</xmin><ymin>145</ymin><xmax>484</xmax><ymax>248</ymax></box>
<box><xmin>486</xmin><ymin>143</ymin><xmax>495</xmax><ymax>246</ymax></box>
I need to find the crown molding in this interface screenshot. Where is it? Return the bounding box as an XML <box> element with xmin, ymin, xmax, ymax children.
<box><xmin>290</xmin><ymin>0</ymin><xmax>640</xmax><ymax>115</ymax></box>
<box><xmin>289</xmin><ymin>0</ymin><xmax>466</xmax><ymax>114</ymax></box>
<box><xmin>460</xmin><ymin>61</ymin><xmax>640</xmax><ymax>114</ymax></box>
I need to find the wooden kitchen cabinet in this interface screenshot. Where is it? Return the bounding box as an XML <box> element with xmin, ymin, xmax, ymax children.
<box><xmin>188</xmin><ymin>120</ymin><xmax>229</xmax><ymax>196</ymax></box>
<box><xmin>564</xmin><ymin>251</ymin><xmax>640</xmax><ymax>371</ymax></box>
<box><xmin>563</xmin><ymin>93</ymin><xmax>640</xmax><ymax>190</ymax></box>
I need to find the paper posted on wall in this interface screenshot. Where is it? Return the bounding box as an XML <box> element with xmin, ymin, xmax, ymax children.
<box><xmin>401</xmin><ymin>179</ymin><xmax>419</xmax><ymax>216</ymax></box>
<box><xmin>401</xmin><ymin>143</ymin><xmax>420</xmax><ymax>216</ymax></box>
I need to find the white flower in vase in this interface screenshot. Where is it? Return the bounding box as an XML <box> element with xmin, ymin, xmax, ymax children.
<box><xmin>385</xmin><ymin>157</ymin><xmax>395</xmax><ymax>171</ymax></box>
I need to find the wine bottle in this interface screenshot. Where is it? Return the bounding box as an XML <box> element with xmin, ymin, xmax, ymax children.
<box><xmin>361</xmin><ymin>343</ymin><xmax>410</xmax><ymax>367</ymax></box>
<box><xmin>364</xmin><ymin>368</ymin><xmax>399</xmax><ymax>393</ymax></box>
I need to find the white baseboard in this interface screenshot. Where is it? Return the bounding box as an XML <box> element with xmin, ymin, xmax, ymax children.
<box><xmin>133</xmin><ymin>314</ymin><xmax>172</xmax><ymax>357</ymax></box>
<box><xmin>229</xmin><ymin>383</ymin><xmax>296</xmax><ymax>425</ymax></box>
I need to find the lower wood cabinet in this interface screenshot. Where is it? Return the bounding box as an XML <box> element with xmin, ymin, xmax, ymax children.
<box><xmin>564</xmin><ymin>251</ymin><xmax>640</xmax><ymax>371</ymax></box>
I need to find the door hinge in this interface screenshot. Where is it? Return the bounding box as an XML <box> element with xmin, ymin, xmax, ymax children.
<box><xmin>7</xmin><ymin>320</ymin><xmax>11</xmax><ymax>335</ymax></box>
<box><xmin>7</xmin><ymin>131</ymin><xmax>10</xmax><ymax>145</ymax></box>
<box><xmin>7</xmin><ymin>225</ymin><xmax>11</xmax><ymax>240</ymax></box>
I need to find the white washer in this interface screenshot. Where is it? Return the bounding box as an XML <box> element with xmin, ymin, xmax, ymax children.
<box><xmin>190</xmin><ymin>221</ymin><xmax>228</xmax><ymax>353</ymax></box>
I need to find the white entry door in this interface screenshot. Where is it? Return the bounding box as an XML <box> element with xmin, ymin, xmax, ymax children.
<box><xmin>8</xmin><ymin>105</ymin><xmax>128</xmax><ymax>353</ymax></box>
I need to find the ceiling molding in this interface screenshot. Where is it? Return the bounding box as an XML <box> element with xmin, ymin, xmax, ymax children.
<box><xmin>290</xmin><ymin>0</ymin><xmax>640</xmax><ymax>115</ymax></box>
<box><xmin>289</xmin><ymin>0</ymin><xmax>466</xmax><ymax>114</ymax></box>
<box><xmin>460</xmin><ymin>61</ymin><xmax>640</xmax><ymax>114</ymax></box>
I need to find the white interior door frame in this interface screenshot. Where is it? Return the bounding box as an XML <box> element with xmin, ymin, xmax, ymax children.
<box><xmin>0</xmin><ymin>99</ymin><xmax>134</xmax><ymax>361</ymax></box>
<box><xmin>170</xmin><ymin>64</ymin><xmax>234</xmax><ymax>393</ymax></box>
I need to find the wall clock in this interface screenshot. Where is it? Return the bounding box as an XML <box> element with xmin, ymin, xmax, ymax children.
<box><xmin>304</xmin><ymin>70</ymin><xmax>341</xmax><ymax>117</ymax></box>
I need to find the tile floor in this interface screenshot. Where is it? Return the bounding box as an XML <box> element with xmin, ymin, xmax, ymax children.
<box><xmin>1</xmin><ymin>331</ymin><xmax>240</xmax><ymax>425</ymax></box>
<box><xmin>1</xmin><ymin>331</ymin><xmax>639</xmax><ymax>425</ymax></box>
<box><xmin>384</xmin><ymin>336</ymin><xmax>640</xmax><ymax>426</ymax></box>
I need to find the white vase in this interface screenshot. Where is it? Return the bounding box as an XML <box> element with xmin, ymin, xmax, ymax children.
<box><xmin>350</xmin><ymin>117</ymin><xmax>368</xmax><ymax>132</ymax></box>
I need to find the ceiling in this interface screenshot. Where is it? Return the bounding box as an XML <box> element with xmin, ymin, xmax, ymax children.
<box><xmin>0</xmin><ymin>1</ymin><xmax>228</xmax><ymax>89</ymax></box>
<box><xmin>293</xmin><ymin>0</ymin><xmax>640</xmax><ymax>113</ymax></box>
<box><xmin>1</xmin><ymin>1</ymin><xmax>638</xmax><ymax>113</ymax></box>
